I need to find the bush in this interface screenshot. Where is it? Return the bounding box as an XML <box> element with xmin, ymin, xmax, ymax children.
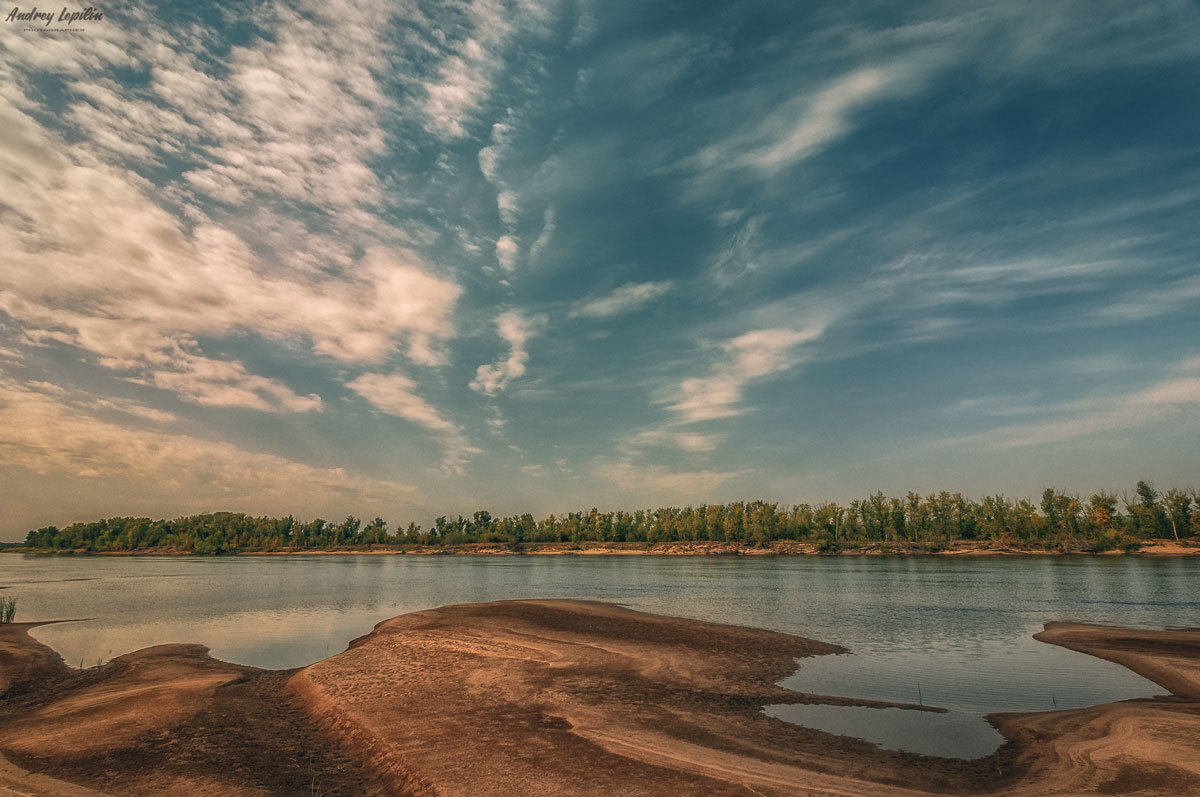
<box><xmin>0</xmin><ymin>597</ymin><xmax>16</xmax><ymax>623</ymax></box>
<box><xmin>815</xmin><ymin>536</ymin><xmax>841</xmax><ymax>554</ymax></box>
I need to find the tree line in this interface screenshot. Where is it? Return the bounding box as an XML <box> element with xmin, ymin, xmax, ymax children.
<box><xmin>19</xmin><ymin>481</ymin><xmax>1198</xmax><ymax>554</ymax></box>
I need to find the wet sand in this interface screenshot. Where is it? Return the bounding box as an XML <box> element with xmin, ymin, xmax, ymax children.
<box><xmin>1</xmin><ymin>602</ymin><xmax>1198</xmax><ymax>795</ymax></box>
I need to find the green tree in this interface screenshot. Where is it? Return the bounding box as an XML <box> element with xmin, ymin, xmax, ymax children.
<box><xmin>1128</xmin><ymin>481</ymin><xmax>1168</xmax><ymax>538</ymax></box>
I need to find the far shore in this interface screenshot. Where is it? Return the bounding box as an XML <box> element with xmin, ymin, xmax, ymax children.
<box><xmin>1</xmin><ymin>601</ymin><xmax>1199</xmax><ymax>794</ymax></box>
<box><xmin>5</xmin><ymin>538</ymin><xmax>1199</xmax><ymax>557</ymax></box>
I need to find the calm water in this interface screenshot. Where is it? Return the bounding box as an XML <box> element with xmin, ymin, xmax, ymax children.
<box><xmin>2</xmin><ymin>554</ymin><xmax>1195</xmax><ymax>758</ymax></box>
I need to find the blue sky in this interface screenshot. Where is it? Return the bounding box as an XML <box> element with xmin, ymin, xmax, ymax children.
<box><xmin>1</xmin><ymin>0</ymin><xmax>1198</xmax><ymax>537</ymax></box>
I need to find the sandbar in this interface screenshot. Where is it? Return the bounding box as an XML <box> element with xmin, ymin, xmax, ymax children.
<box><xmin>1</xmin><ymin>602</ymin><xmax>1198</xmax><ymax>794</ymax></box>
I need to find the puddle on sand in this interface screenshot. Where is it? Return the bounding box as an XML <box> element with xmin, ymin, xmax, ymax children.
<box><xmin>764</xmin><ymin>703</ymin><xmax>1006</xmax><ymax>759</ymax></box>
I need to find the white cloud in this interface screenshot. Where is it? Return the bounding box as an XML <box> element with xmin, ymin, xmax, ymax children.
<box><xmin>570</xmin><ymin>281</ymin><xmax>674</xmax><ymax>319</ymax></box>
<box><xmin>420</xmin><ymin>0</ymin><xmax>551</xmax><ymax>139</ymax></box>
<box><xmin>478</xmin><ymin>120</ymin><xmax>512</xmax><ymax>181</ymax></box>
<box><xmin>666</xmin><ymin>326</ymin><xmax>824</xmax><ymax>424</ymax></box>
<box><xmin>147</xmin><ymin>352</ymin><xmax>322</xmax><ymax>413</ymax></box>
<box><xmin>689</xmin><ymin>65</ymin><xmax>912</xmax><ymax>180</ymax></box>
<box><xmin>347</xmin><ymin>372</ymin><xmax>455</xmax><ymax>434</ymax></box>
<box><xmin>630</xmin><ymin>429</ymin><xmax>724</xmax><ymax>453</ymax></box>
<box><xmin>747</xmin><ymin>68</ymin><xmax>893</xmax><ymax>171</ymax></box>
<box><xmin>21</xmin><ymin>0</ymin><xmax>398</xmax><ymax>219</ymax></box>
<box><xmin>470</xmin><ymin>311</ymin><xmax>542</xmax><ymax>395</ymax></box>
<box><xmin>495</xmin><ymin>235</ymin><xmax>520</xmax><ymax>271</ymax></box>
<box><xmin>88</xmin><ymin>397</ymin><xmax>177</xmax><ymax>425</ymax></box>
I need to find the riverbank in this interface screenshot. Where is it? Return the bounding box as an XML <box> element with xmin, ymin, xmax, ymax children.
<box><xmin>994</xmin><ymin>623</ymin><xmax>1200</xmax><ymax>794</ymax></box>
<box><xmin>7</xmin><ymin>538</ymin><xmax>1199</xmax><ymax>557</ymax></box>
<box><xmin>1</xmin><ymin>602</ymin><xmax>1198</xmax><ymax>794</ymax></box>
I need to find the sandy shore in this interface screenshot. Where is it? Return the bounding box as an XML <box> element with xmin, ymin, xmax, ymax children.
<box><xmin>1</xmin><ymin>603</ymin><xmax>1199</xmax><ymax>795</ymax></box>
<box><xmin>9</xmin><ymin>539</ymin><xmax>1200</xmax><ymax>557</ymax></box>
<box><xmin>994</xmin><ymin>623</ymin><xmax>1200</xmax><ymax>795</ymax></box>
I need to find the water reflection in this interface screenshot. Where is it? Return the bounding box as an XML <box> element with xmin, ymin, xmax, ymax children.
<box><xmin>764</xmin><ymin>703</ymin><xmax>1006</xmax><ymax>759</ymax></box>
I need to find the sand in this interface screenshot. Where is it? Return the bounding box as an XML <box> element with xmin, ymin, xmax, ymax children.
<box><xmin>13</xmin><ymin>539</ymin><xmax>1199</xmax><ymax>557</ymax></box>
<box><xmin>1</xmin><ymin>603</ymin><xmax>1198</xmax><ymax>795</ymax></box>
<box><xmin>994</xmin><ymin>623</ymin><xmax>1200</xmax><ymax>795</ymax></box>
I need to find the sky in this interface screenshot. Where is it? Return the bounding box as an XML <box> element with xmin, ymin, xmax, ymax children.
<box><xmin>1</xmin><ymin>0</ymin><xmax>1199</xmax><ymax>538</ymax></box>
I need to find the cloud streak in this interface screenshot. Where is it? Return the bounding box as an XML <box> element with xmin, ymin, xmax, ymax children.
<box><xmin>666</xmin><ymin>326</ymin><xmax>825</xmax><ymax>424</ymax></box>
<box><xmin>687</xmin><ymin>64</ymin><xmax>921</xmax><ymax>184</ymax></box>
<box><xmin>570</xmin><ymin>281</ymin><xmax>673</xmax><ymax>319</ymax></box>
<box><xmin>935</xmin><ymin>367</ymin><xmax>1200</xmax><ymax>450</ymax></box>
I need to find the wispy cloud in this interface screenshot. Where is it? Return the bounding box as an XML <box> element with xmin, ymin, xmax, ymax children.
<box><xmin>0</xmin><ymin>0</ymin><xmax>464</xmax><ymax>418</ymax></box>
<box><xmin>593</xmin><ymin>460</ymin><xmax>739</xmax><ymax>503</ymax></box>
<box><xmin>666</xmin><ymin>326</ymin><xmax>825</xmax><ymax>424</ymax></box>
<box><xmin>470</xmin><ymin>311</ymin><xmax>543</xmax><ymax>395</ymax></box>
<box><xmin>709</xmin><ymin>215</ymin><xmax>764</xmax><ymax>287</ymax></box>
<box><xmin>347</xmin><ymin>372</ymin><xmax>477</xmax><ymax>472</ymax></box>
<box><xmin>478</xmin><ymin>113</ymin><xmax>525</xmax><ymax>261</ymax></box>
<box><xmin>419</xmin><ymin>0</ymin><xmax>511</xmax><ymax>139</ymax></box>
<box><xmin>347</xmin><ymin>373</ymin><xmax>456</xmax><ymax>434</ymax></box>
<box><xmin>184</xmin><ymin>3</ymin><xmax>390</xmax><ymax>213</ymax></box>
<box><xmin>0</xmin><ymin>372</ymin><xmax>417</xmax><ymax>505</ymax></box>
<box><xmin>419</xmin><ymin>0</ymin><xmax>555</xmax><ymax>139</ymax></box>
<box><xmin>529</xmin><ymin>207</ymin><xmax>556</xmax><ymax>262</ymax></box>
<box><xmin>146</xmin><ymin>352</ymin><xmax>323</xmax><ymax>413</ymax></box>
<box><xmin>934</xmin><ymin>366</ymin><xmax>1200</xmax><ymax>450</ymax></box>
<box><xmin>0</xmin><ymin>96</ymin><xmax>461</xmax><ymax>401</ymax></box>
<box><xmin>687</xmin><ymin>63</ymin><xmax>922</xmax><ymax>183</ymax></box>
<box><xmin>478</xmin><ymin>119</ymin><xmax>512</xmax><ymax>181</ymax></box>
<box><xmin>570</xmin><ymin>281</ymin><xmax>673</xmax><ymax>319</ymax></box>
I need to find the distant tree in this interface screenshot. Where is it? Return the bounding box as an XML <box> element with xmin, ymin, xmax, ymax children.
<box><xmin>1164</xmin><ymin>489</ymin><xmax>1191</xmax><ymax>541</ymax></box>
<box><xmin>362</xmin><ymin>517</ymin><xmax>388</xmax><ymax>544</ymax></box>
<box><xmin>1088</xmin><ymin>492</ymin><xmax>1120</xmax><ymax>533</ymax></box>
<box><xmin>1128</xmin><ymin>481</ymin><xmax>1169</xmax><ymax>538</ymax></box>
